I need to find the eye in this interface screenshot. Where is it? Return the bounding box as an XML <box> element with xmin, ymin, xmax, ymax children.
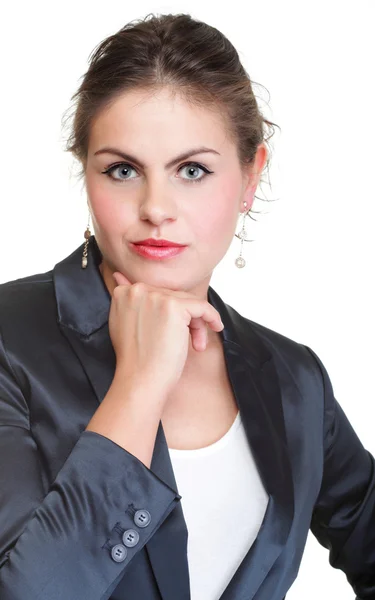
<box><xmin>178</xmin><ymin>162</ymin><xmax>213</xmax><ymax>184</ymax></box>
<box><xmin>101</xmin><ymin>161</ymin><xmax>214</xmax><ymax>184</ymax></box>
<box><xmin>101</xmin><ymin>163</ymin><xmax>137</xmax><ymax>182</ymax></box>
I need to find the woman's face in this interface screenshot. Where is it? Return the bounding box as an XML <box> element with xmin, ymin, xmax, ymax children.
<box><xmin>84</xmin><ymin>87</ymin><xmax>267</xmax><ymax>300</ymax></box>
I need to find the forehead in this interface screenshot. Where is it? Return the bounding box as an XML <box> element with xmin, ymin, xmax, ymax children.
<box><xmin>89</xmin><ymin>87</ymin><xmax>231</xmax><ymax>150</ymax></box>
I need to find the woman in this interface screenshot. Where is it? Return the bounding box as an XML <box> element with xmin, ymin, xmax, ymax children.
<box><xmin>0</xmin><ymin>12</ymin><xmax>374</xmax><ymax>600</ymax></box>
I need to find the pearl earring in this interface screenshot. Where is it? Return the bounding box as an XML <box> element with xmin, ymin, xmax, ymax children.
<box><xmin>234</xmin><ymin>202</ymin><xmax>251</xmax><ymax>268</ymax></box>
<box><xmin>81</xmin><ymin>212</ymin><xmax>92</xmax><ymax>269</ymax></box>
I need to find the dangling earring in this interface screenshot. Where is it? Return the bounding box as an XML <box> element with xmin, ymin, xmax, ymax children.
<box><xmin>234</xmin><ymin>201</ymin><xmax>250</xmax><ymax>268</ymax></box>
<box><xmin>81</xmin><ymin>212</ymin><xmax>92</xmax><ymax>269</ymax></box>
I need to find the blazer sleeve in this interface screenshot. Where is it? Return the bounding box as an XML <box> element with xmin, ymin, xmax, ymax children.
<box><xmin>0</xmin><ymin>326</ymin><xmax>181</xmax><ymax>600</ymax></box>
<box><xmin>305</xmin><ymin>345</ymin><xmax>375</xmax><ymax>600</ymax></box>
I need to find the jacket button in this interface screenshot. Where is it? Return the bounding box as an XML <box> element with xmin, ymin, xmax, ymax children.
<box><xmin>122</xmin><ymin>528</ymin><xmax>140</xmax><ymax>547</ymax></box>
<box><xmin>111</xmin><ymin>544</ymin><xmax>128</xmax><ymax>563</ymax></box>
<box><xmin>134</xmin><ymin>509</ymin><xmax>151</xmax><ymax>528</ymax></box>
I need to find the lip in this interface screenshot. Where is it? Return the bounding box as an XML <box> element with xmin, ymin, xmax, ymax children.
<box><xmin>133</xmin><ymin>238</ymin><xmax>186</xmax><ymax>247</ymax></box>
<box><xmin>129</xmin><ymin>243</ymin><xmax>187</xmax><ymax>260</ymax></box>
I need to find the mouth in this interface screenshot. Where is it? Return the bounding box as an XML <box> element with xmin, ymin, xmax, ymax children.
<box><xmin>133</xmin><ymin>238</ymin><xmax>186</xmax><ymax>247</ymax></box>
<box><xmin>129</xmin><ymin>242</ymin><xmax>187</xmax><ymax>260</ymax></box>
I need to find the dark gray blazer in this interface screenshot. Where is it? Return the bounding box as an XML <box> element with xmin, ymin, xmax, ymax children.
<box><xmin>0</xmin><ymin>236</ymin><xmax>374</xmax><ymax>600</ymax></box>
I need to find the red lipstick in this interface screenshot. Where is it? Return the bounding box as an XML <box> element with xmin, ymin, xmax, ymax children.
<box><xmin>133</xmin><ymin>238</ymin><xmax>185</xmax><ymax>247</ymax></box>
<box><xmin>130</xmin><ymin>238</ymin><xmax>187</xmax><ymax>260</ymax></box>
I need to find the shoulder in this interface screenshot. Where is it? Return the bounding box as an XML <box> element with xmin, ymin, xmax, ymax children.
<box><xmin>225</xmin><ymin>299</ymin><xmax>316</xmax><ymax>367</ymax></box>
<box><xmin>228</xmin><ymin>305</ymin><xmax>326</xmax><ymax>393</ymax></box>
<box><xmin>249</xmin><ymin>317</ymin><xmax>313</xmax><ymax>363</ymax></box>
<box><xmin>0</xmin><ymin>269</ymin><xmax>54</xmax><ymax>307</ymax></box>
<box><xmin>0</xmin><ymin>270</ymin><xmax>56</xmax><ymax>337</ymax></box>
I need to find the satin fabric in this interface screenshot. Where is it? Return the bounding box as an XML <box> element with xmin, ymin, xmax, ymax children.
<box><xmin>0</xmin><ymin>235</ymin><xmax>374</xmax><ymax>600</ymax></box>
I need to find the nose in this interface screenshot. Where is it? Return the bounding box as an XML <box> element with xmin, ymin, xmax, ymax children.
<box><xmin>138</xmin><ymin>179</ymin><xmax>178</xmax><ymax>226</ymax></box>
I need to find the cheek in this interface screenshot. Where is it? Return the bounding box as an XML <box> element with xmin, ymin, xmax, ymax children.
<box><xmin>192</xmin><ymin>177</ymin><xmax>241</xmax><ymax>242</ymax></box>
<box><xmin>86</xmin><ymin>176</ymin><xmax>130</xmax><ymax>234</ymax></box>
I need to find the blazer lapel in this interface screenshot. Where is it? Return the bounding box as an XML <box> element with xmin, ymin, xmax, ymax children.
<box><xmin>53</xmin><ymin>236</ymin><xmax>294</xmax><ymax>600</ymax></box>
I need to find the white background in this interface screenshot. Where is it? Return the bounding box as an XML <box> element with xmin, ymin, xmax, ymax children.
<box><xmin>0</xmin><ymin>1</ymin><xmax>374</xmax><ymax>598</ymax></box>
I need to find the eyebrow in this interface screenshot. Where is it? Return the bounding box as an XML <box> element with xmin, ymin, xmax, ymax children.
<box><xmin>93</xmin><ymin>146</ymin><xmax>220</xmax><ymax>169</ymax></box>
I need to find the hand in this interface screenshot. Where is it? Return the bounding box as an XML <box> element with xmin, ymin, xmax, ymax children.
<box><xmin>108</xmin><ymin>271</ymin><xmax>224</xmax><ymax>398</ymax></box>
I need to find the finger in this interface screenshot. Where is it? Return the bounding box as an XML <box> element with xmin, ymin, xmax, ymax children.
<box><xmin>189</xmin><ymin>321</ymin><xmax>208</xmax><ymax>351</ymax></box>
<box><xmin>111</xmin><ymin>272</ymin><xmax>196</xmax><ymax>299</ymax></box>
<box><xmin>183</xmin><ymin>302</ymin><xmax>224</xmax><ymax>333</ymax></box>
<box><xmin>112</xmin><ymin>272</ymin><xmax>223</xmax><ymax>331</ymax></box>
<box><xmin>112</xmin><ymin>272</ymin><xmax>132</xmax><ymax>286</ymax></box>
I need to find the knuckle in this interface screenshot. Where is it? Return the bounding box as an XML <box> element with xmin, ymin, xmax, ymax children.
<box><xmin>112</xmin><ymin>286</ymin><xmax>122</xmax><ymax>300</ymax></box>
<box><xmin>130</xmin><ymin>281</ymin><xmax>146</xmax><ymax>295</ymax></box>
<box><xmin>162</xmin><ymin>295</ymin><xmax>177</xmax><ymax>312</ymax></box>
<box><xmin>148</xmin><ymin>290</ymin><xmax>161</xmax><ymax>302</ymax></box>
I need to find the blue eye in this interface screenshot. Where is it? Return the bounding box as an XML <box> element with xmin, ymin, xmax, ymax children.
<box><xmin>102</xmin><ymin>164</ymin><xmax>136</xmax><ymax>181</ymax></box>
<box><xmin>101</xmin><ymin>161</ymin><xmax>213</xmax><ymax>184</ymax></box>
<box><xmin>179</xmin><ymin>163</ymin><xmax>212</xmax><ymax>183</ymax></box>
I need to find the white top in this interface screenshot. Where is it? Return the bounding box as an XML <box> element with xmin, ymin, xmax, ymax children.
<box><xmin>168</xmin><ymin>410</ymin><xmax>269</xmax><ymax>600</ymax></box>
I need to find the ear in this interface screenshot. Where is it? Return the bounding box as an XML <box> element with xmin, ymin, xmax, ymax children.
<box><xmin>240</xmin><ymin>143</ymin><xmax>268</xmax><ymax>210</ymax></box>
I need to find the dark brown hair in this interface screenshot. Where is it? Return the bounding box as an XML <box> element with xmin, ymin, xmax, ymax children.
<box><xmin>62</xmin><ymin>12</ymin><xmax>280</xmax><ymax>219</ymax></box>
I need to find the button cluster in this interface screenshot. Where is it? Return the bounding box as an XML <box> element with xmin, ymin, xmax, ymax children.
<box><xmin>110</xmin><ymin>509</ymin><xmax>152</xmax><ymax>563</ymax></box>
